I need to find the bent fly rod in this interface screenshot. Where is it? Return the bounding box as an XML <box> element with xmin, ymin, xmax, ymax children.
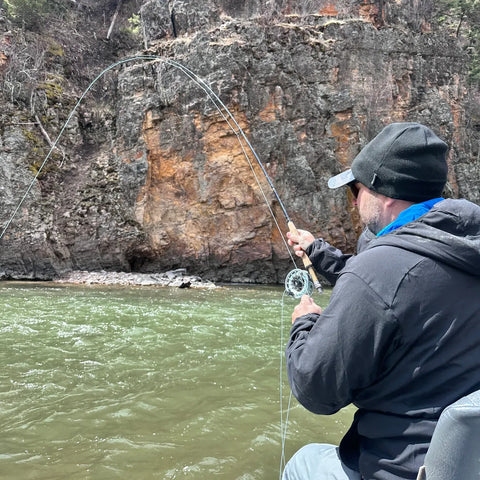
<box><xmin>0</xmin><ymin>56</ymin><xmax>322</xmax><ymax>296</ymax></box>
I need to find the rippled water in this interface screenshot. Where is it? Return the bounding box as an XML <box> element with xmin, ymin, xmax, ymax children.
<box><xmin>0</xmin><ymin>282</ymin><xmax>353</xmax><ymax>479</ymax></box>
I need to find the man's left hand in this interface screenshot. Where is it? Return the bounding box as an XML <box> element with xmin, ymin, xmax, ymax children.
<box><xmin>292</xmin><ymin>295</ymin><xmax>322</xmax><ymax>324</ymax></box>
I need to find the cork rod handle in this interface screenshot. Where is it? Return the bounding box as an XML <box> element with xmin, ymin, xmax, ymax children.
<box><xmin>287</xmin><ymin>220</ymin><xmax>323</xmax><ymax>294</ymax></box>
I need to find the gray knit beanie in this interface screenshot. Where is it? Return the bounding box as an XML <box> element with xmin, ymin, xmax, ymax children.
<box><xmin>328</xmin><ymin>123</ymin><xmax>448</xmax><ymax>202</ymax></box>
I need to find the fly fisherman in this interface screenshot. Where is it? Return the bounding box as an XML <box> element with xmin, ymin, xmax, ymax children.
<box><xmin>283</xmin><ymin>122</ymin><xmax>480</xmax><ymax>480</ymax></box>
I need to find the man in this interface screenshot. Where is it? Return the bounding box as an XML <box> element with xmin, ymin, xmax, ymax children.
<box><xmin>283</xmin><ymin>122</ymin><xmax>480</xmax><ymax>480</ymax></box>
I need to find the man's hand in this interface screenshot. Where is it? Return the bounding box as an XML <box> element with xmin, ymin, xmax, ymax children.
<box><xmin>292</xmin><ymin>295</ymin><xmax>323</xmax><ymax>323</ymax></box>
<box><xmin>286</xmin><ymin>229</ymin><xmax>315</xmax><ymax>258</ymax></box>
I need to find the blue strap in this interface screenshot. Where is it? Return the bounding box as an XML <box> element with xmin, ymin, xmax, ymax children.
<box><xmin>376</xmin><ymin>198</ymin><xmax>444</xmax><ymax>237</ymax></box>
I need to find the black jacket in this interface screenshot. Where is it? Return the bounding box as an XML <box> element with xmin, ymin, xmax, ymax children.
<box><xmin>286</xmin><ymin>199</ymin><xmax>480</xmax><ymax>479</ymax></box>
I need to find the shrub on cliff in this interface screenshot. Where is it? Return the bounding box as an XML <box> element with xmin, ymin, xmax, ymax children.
<box><xmin>4</xmin><ymin>0</ymin><xmax>69</xmax><ymax>30</ymax></box>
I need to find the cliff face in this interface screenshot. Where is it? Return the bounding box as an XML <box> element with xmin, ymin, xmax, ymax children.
<box><xmin>0</xmin><ymin>0</ymin><xmax>478</xmax><ymax>283</ymax></box>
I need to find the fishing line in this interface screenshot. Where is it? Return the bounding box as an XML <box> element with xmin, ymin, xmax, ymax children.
<box><xmin>0</xmin><ymin>56</ymin><xmax>316</xmax><ymax>472</ymax></box>
<box><xmin>279</xmin><ymin>289</ymin><xmax>294</xmax><ymax>479</ymax></box>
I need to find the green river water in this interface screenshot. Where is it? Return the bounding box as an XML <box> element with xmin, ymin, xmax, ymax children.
<box><xmin>0</xmin><ymin>281</ymin><xmax>354</xmax><ymax>479</ymax></box>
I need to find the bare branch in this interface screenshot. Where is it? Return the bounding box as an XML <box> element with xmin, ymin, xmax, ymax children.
<box><xmin>106</xmin><ymin>0</ymin><xmax>123</xmax><ymax>40</ymax></box>
<box><xmin>34</xmin><ymin>113</ymin><xmax>67</xmax><ymax>167</ymax></box>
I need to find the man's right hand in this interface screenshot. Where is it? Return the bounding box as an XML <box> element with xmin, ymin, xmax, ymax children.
<box><xmin>286</xmin><ymin>229</ymin><xmax>315</xmax><ymax>257</ymax></box>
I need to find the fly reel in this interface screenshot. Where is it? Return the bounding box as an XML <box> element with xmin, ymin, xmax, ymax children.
<box><xmin>284</xmin><ymin>268</ymin><xmax>314</xmax><ymax>298</ymax></box>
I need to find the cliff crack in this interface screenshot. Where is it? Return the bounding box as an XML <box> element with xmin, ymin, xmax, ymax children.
<box><xmin>169</xmin><ymin>3</ymin><xmax>178</xmax><ymax>38</ymax></box>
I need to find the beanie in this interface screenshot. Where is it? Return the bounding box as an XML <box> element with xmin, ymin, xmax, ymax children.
<box><xmin>328</xmin><ymin>123</ymin><xmax>448</xmax><ymax>202</ymax></box>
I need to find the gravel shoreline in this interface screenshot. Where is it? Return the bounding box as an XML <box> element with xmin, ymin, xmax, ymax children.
<box><xmin>53</xmin><ymin>268</ymin><xmax>218</xmax><ymax>289</ymax></box>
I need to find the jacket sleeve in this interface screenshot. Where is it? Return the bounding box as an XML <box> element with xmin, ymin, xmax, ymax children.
<box><xmin>285</xmin><ymin>271</ymin><xmax>400</xmax><ymax>415</ymax></box>
<box><xmin>305</xmin><ymin>239</ymin><xmax>353</xmax><ymax>285</ymax></box>
<box><xmin>305</xmin><ymin>229</ymin><xmax>375</xmax><ymax>286</ymax></box>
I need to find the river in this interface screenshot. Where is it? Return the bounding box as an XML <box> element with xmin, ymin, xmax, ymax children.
<box><xmin>0</xmin><ymin>281</ymin><xmax>354</xmax><ymax>479</ymax></box>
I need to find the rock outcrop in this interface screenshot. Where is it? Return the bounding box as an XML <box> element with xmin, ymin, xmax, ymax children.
<box><xmin>0</xmin><ymin>0</ymin><xmax>478</xmax><ymax>284</ymax></box>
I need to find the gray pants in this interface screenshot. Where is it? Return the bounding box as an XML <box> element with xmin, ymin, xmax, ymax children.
<box><xmin>282</xmin><ymin>443</ymin><xmax>362</xmax><ymax>480</ymax></box>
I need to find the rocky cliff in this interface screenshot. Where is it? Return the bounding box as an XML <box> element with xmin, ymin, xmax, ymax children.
<box><xmin>0</xmin><ymin>0</ymin><xmax>478</xmax><ymax>284</ymax></box>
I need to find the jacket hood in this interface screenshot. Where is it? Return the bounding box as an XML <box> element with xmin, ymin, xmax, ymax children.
<box><xmin>371</xmin><ymin>199</ymin><xmax>480</xmax><ymax>276</ymax></box>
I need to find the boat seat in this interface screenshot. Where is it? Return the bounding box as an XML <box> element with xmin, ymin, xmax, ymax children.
<box><xmin>416</xmin><ymin>389</ymin><xmax>480</xmax><ymax>480</ymax></box>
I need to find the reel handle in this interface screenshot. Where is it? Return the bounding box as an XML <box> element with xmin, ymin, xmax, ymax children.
<box><xmin>288</xmin><ymin>220</ymin><xmax>323</xmax><ymax>294</ymax></box>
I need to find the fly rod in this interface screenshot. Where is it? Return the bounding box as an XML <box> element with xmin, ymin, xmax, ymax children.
<box><xmin>0</xmin><ymin>56</ymin><xmax>322</xmax><ymax>295</ymax></box>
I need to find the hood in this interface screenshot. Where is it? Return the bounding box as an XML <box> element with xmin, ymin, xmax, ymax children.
<box><xmin>370</xmin><ymin>199</ymin><xmax>480</xmax><ymax>276</ymax></box>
